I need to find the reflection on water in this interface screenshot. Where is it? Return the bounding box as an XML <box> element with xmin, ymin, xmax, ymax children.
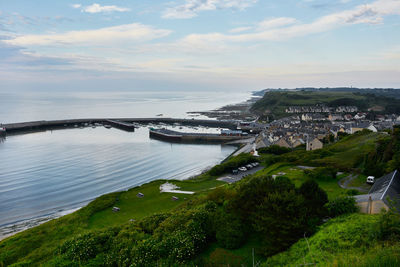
<box><xmin>0</xmin><ymin>127</ymin><xmax>235</xmax><ymax>235</ymax></box>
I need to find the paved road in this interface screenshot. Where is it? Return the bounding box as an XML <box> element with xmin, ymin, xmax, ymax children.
<box><xmin>217</xmin><ymin>166</ymin><xmax>264</xmax><ymax>183</ymax></box>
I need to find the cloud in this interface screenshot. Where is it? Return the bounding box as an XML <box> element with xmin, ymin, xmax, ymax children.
<box><xmin>257</xmin><ymin>17</ymin><xmax>297</xmax><ymax>30</ymax></box>
<box><xmin>72</xmin><ymin>3</ymin><xmax>130</xmax><ymax>13</ymax></box>
<box><xmin>229</xmin><ymin>26</ymin><xmax>252</xmax><ymax>33</ymax></box>
<box><xmin>172</xmin><ymin>0</ymin><xmax>400</xmax><ymax>47</ymax></box>
<box><xmin>0</xmin><ymin>37</ymin><xmax>72</xmax><ymax>70</ymax></box>
<box><xmin>163</xmin><ymin>0</ymin><xmax>257</xmax><ymax>19</ymax></box>
<box><xmin>4</xmin><ymin>23</ymin><xmax>171</xmax><ymax>46</ymax></box>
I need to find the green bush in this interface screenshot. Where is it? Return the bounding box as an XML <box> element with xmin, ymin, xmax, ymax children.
<box><xmin>215</xmin><ymin>211</ymin><xmax>245</xmax><ymax>249</ymax></box>
<box><xmin>258</xmin><ymin>145</ymin><xmax>292</xmax><ymax>155</ymax></box>
<box><xmin>377</xmin><ymin>209</ymin><xmax>400</xmax><ymax>241</ymax></box>
<box><xmin>305</xmin><ymin>167</ymin><xmax>338</xmax><ymax>181</ymax></box>
<box><xmin>325</xmin><ymin>196</ymin><xmax>359</xmax><ymax>217</ymax></box>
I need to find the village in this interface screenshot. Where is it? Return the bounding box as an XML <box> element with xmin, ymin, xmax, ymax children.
<box><xmin>252</xmin><ymin>105</ymin><xmax>400</xmax><ymax>152</ymax></box>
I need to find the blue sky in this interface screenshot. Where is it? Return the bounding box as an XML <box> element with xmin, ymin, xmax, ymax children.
<box><xmin>0</xmin><ymin>0</ymin><xmax>400</xmax><ymax>91</ymax></box>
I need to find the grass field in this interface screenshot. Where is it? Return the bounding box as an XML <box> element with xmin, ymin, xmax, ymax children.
<box><xmin>0</xmin><ymin>173</ymin><xmax>229</xmax><ymax>265</ymax></box>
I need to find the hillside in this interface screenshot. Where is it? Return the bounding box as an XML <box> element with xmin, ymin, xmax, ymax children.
<box><xmin>1</xmin><ymin>129</ymin><xmax>400</xmax><ymax>266</ymax></box>
<box><xmin>265</xmin><ymin>213</ymin><xmax>400</xmax><ymax>266</ymax></box>
<box><xmin>251</xmin><ymin>90</ymin><xmax>400</xmax><ymax>119</ymax></box>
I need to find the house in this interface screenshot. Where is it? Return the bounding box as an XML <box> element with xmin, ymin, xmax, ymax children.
<box><xmin>344</xmin><ymin>114</ymin><xmax>353</xmax><ymax>121</ymax></box>
<box><xmin>351</xmin><ymin>123</ymin><xmax>377</xmax><ymax>134</ymax></box>
<box><xmin>354</xmin><ymin>113</ymin><xmax>367</xmax><ymax>120</ymax></box>
<box><xmin>292</xmin><ymin>138</ymin><xmax>305</xmax><ymax>148</ymax></box>
<box><xmin>328</xmin><ymin>114</ymin><xmax>343</xmax><ymax>121</ymax></box>
<box><xmin>306</xmin><ymin>137</ymin><xmax>323</xmax><ymax>151</ymax></box>
<box><xmin>274</xmin><ymin>138</ymin><xmax>292</xmax><ymax>148</ymax></box>
<box><xmin>355</xmin><ymin>170</ymin><xmax>400</xmax><ymax>214</ymax></box>
<box><xmin>301</xmin><ymin>114</ymin><xmax>313</xmax><ymax>121</ymax></box>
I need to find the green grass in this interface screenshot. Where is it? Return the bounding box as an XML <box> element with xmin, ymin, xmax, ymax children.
<box><xmin>0</xmin><ymin>173</ymin><xmax>226</xmax><ymax>265</ymax></box>
<box><xmin>200</xmin><ymin>235</ymin><xmax>266</xmax><ymax>266</ymax></box>
<box><xmin>254</xmin><ymin>163</ymin><xmax>346</xmax><ymax>200</ymax></box>
<box><xmin>264</xmin><ymin>213</ymin><xmax>400</xmax><ymax>267</ymax></box>
<box><xmin>88</xmin><ymin>180</ymin><xmax>198</xmax><ymax>229</ymax></box>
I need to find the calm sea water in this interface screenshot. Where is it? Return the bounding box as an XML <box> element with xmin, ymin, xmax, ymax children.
<box><xmin>0</xmin><ymin>90</ymin><xmax>249</xmax><ymax>238</ymax></box>
<box><xmin>0</xmin><ymin>90</ymin><xmax>250</xmax><ymax>123</ymax></box>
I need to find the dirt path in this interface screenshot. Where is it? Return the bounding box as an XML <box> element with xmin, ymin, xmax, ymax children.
<box><xmin>338</xmin><ymin>174</ymin><xmax>369</xmax><ymax>193</ymax></box>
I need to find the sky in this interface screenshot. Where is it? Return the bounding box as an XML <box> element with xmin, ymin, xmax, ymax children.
<box><xmin>0</xmin><ymin>0</ymin><xmax>400</xmax><ymax>92</ymax></box>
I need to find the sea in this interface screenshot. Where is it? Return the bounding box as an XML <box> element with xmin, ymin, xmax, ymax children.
<box><xmin>0</xmin><ymin>90</ymin><xmax>251</xmax><ymax>239</ymax></box>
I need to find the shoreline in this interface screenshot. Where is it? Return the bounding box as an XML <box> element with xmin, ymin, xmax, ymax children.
<box><xmin>0</xmin><ymin>93</ymin><xmax>260</xmax><ymax>241</ymax></box>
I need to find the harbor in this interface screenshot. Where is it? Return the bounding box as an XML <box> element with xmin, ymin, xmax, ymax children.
<box><xmin>1</xmin><ymin>118</ymin><xmax>239</xmax><ymax>135</ymax></box>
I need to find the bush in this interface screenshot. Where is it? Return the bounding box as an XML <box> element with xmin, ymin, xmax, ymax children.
<box><xmin>377</xmin><ymin>209</ymin><xmax>400</xmax><ymax>241</ymax></box>
<box><xmin>207</xmin><ymin>248</ymin><xmax>243</xmax><ymax>267</ymax></box>
<box><xmin>325</xmin><ymin>196</ymin><xmax>358</xmax><ymax>217</ymax></box>
<box><xmin>305</xmin><ymin>167</ymin><xmax>338</xmax><ymax>181</ymax></box>
<box><xmin>215</xmin><ymin>211</ymin><xmax>245</xmax><ymax>249</ymax></box>
<box><xmin>258</xmin><ymin>145</ymin><xmax>291</xmax><ymax>155</ymax></box>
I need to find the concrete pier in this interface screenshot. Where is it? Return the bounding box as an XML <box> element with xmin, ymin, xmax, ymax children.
<box><xmin>149</xmin><ymin>128</ymin><xmax>250</xmax><ymax>143</ymax></box>
<box><xmin>2</xmin><ymin>118</ymin><xmax>239</xmax><ymax>134</ymax></box>
<box><xmin>105</xmin><ymin>120</ymin><xmax>136</xmax><ymax>132</ymax></box>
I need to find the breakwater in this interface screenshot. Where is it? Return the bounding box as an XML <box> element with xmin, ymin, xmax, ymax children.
<box><xmin>2</xmin><ymin>118</ymin><xmax>239</xmax><ymax>134</ymax></box>
<box><xmin>149</xmin><ymin>128</ymin><xmax>249</xmax><ymax>143</ymax></box>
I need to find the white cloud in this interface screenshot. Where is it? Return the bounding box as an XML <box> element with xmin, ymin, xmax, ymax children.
<box><xmin>163</xmin><ymin>0</ymin><xmax>257</xmax><ymax>19</ymax></box>
<box><xmin>173</xmin><ymin>0</ymin><xmax>400</xmax><ymax>46</ymax></box>
<box><xmin>72</xmin><ymin>3</ymin><xmax>130</xmax><ymax>13</ymax></box>
<box><xmin>4</xmin><ymin>23</ymin><xmax>171</xmax><ymax>46</ymax></box>
<box><xmin>257</xmin><ymin>17</ymin><xmax>297</xmax><ymax>30</ymax></box>
<box><xmin>229</xmin><ymin>26</ymin><xmax>252</xmax><ymax>33</ymax></box>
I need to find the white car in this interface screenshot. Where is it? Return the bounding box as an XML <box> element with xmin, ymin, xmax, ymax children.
<box><xmin>238</xmin><ymin>167</ymin><xmax>247</xmax><ymax>172</ymax></box>
<box><xmin>366</xmin><ymin>176</ymin><xmax>375</xmax><ymax>184</ymax></box>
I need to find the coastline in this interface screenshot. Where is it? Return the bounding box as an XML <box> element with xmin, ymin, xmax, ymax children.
<box><xmin>0</xmin><ymin>93</ymin><xmax>259</xmax><ymax>241</ymax></box>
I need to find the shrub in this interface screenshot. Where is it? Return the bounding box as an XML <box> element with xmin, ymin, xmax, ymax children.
<box><xmin>305</xmin><ymin>167</ymin><xmax>338</xmax><ymax>181</ymax></box>
<box><xmin>258</xmin><ymin>145</ymin><xmax>291</xmax><ymax>155</ymax></box>
<box><xmin>207</xmin><ymin>248</ymin><xmax>243</xmax><ymax>267</ymax></box>
<box><xmin>215</xmin><ymin>211</ymin><xmax>245</xmax><ymax>249</ymax></box>
<box><xmin>325</xmin><ymin>196</ymin><xmax>358</xmax><ymax>217</ymax></box>
<box><xmin>377</xmin><ymin>209</ymin><xmax>400</xmax><ymax>241</ymax></box>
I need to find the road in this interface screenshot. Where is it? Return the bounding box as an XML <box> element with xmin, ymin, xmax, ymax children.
<box><xmin>217</xmin><ymin>166</ymin><xmax>264</xmax><ymax>184</ymax></box>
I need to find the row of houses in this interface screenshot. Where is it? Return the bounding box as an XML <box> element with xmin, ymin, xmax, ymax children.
<box><xmin>299</xmin><ymin>112</ymin><xmax>400</xmax><ymax>122</ymax></box>
<box><xmin>286</xmin><ymin>105</ymin><xmax>358</xmax><ymax>114</ymax></box>
<box><xmin>253</xmin><ymin>118</ymin><xmax>397</xmax><ymax>152</ymax></box>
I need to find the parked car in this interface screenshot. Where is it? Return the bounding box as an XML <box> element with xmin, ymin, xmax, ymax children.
<box><xmin>251</xmin><ymin>162</ymin><xmax>259</xmax><ymax>167</ymax></box>
<box><xmin>232</xmin><ymin>169</ymin><xmax>239</xmax><ymax>175</ymax></box>
<box><xmin>246</xmin><ymin>164</ymin><xmax>253</xmax><ymax>169</ymax></box>
<box><xmin>238</xmin><ymin>167</ymin><xmax>247</xmax><ymax>172</ymax></box>
<box><xmin>366</xmin><ymin>176</ymin><xmax>375</xmax><ymax>184</ymax></box>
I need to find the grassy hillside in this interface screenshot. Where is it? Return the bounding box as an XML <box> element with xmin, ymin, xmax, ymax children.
<box><xmin>265</xmin><ymin>213</ymin><xmax>400</xmax><ymax>267</ymax></box>
<box><xmin>251</xmin><ymin>90</ymin><xmax>400</xmax><ymax>119</ymax></box>
<box><xmin>1</xmin><ymin>129</ymin><xmax>399</xmax><ymax>266</ymax></box>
